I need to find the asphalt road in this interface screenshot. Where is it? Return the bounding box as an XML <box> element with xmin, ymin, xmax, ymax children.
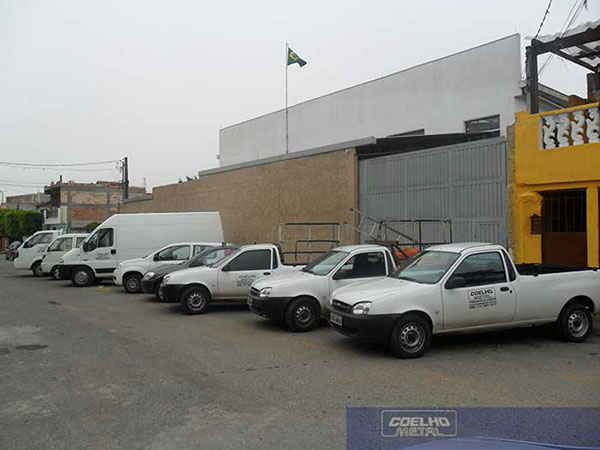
<box><xmin>1</xmin><ymin>259</ymin><xmax>599</xmax><ymax>449</ymax></box>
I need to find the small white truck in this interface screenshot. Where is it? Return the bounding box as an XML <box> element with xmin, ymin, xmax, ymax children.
<box><xmin>326</xmin><ymin>243</ymin><xmax>600</xmax><ymax>358</ymax></box>
<box><xmin>161</xmin><ymin>244</ymin><xmax>302</xmax><ymax>314</ymax></box>
<box><xmin>248</xmin><ymin>245</ymin><xmax>396</xmax><ymax>331</ymax></box>
<box><xmin>58</xmin><ymin>212</ymin><xmax>224</xmax><ymax>287</ymax></box>
<box><xmin>13</xmin><ymin>230</ymin><xmax>63</xmax><ymax>276</ymax></box>
<box><xmin>40</xmin><ymin>233</ymin><xmax>89</xmax><ymax>279</ymax></box>
<box><xmin>113</xmin><ymin>241</ymin><xmax>223</xmax><ymax>293</ymax></box>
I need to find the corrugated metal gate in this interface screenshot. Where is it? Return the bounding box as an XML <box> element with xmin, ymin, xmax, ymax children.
<box><xmin>358</xmin><ymin>137</ymin><xmax>507</xmax><ymax>246</ymax></box>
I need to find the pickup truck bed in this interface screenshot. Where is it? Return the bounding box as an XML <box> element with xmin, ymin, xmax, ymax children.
<box><xmin>516</xmin><ymin>264</ymin><xmax>598</xmax><ymax>276</ymax></box>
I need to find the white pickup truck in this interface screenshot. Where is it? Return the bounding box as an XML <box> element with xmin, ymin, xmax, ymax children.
<box><xmin>161</xmin><ymin>244</ymin><xmax>303</xmax><ymax>314</ymax></box>
<box><xmin>248</xmin><ymin>245</ymin><xmax>396</xmax><ymax>331</ymax></box>
<box><xmin>326</xmin><ymin>243</ymin><xmax>599</xmax><ymax>358</ymax></box>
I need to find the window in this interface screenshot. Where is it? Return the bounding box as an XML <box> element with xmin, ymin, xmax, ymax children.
<box><xmin>157</xmin><ymin>245</ymin><xmax>190</xmax><ymax>261</ymax></box>
<box><xmin>38</xmin><ymin>233</ymin><xmax>54</xmax><ymax>244</ymax></box>
<box><xmin>335</xmin><ymin>252</ymin><xmax>387</xmax><ymax>279</ymax></box>
<box><xmin>392</xmin><ymin>251</ymin><xmax>460</xmax><ymax>284</ymax></box>
<box><xmin>271</xmin><ymin>250</ymin><xmax>278</xmax><ymax>269</ymax></box>
<box><xmin>501</xmin><ymin>250</ymin><xmax>516</xmax><ymax>281</ymax></box>
<box><xmin>303</xmin><ymin>251</ymin><xmax>349</xmax><ymax>276</ymax></box>
<box><xmin>227</xmin><ymin>250</ymin><xmax>271</xmax><ymax>271</ymax></box>
<box><xmin>98</xmin><ymin>229</ymin><xmax>114</xmax><ymax>248</ymax></box>
<box><xmin>76</xmin><ymin>237</ymin><xmax>86</xmax><ymax>247</ymax></box>
<box><xmin>48</xmin><ymin>238</ymin><xmax>72</xmax><ymax>252</ymax></box>
<box><xmin>465</xmin><ymin>115</ymin><xmax>500</xmax><ymax>134</ymax></box>
<box><xmin>193</xmin><ymin>245</ymin><xmax>211</xmax><ymax>256</ymax></box>
<box><xmin>87</xmin><ymin>228</ymin><xmax>114</xmax><ymax>251</ymax></box>
<box><xmin>449</xmin><ymin>252</ymin><xmax>507</xmax><ymax>287</ymax></box>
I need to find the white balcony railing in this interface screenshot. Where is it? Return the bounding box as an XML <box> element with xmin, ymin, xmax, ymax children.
<box><xmin>540</xmin><ymin>105</ymin><xmax>599</xmax><ymax>150</ymax></box>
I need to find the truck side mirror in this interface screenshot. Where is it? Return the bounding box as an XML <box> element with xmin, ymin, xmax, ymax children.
<box><xmin>332</xmin><ymin>270</ymin><xmax>346</xmax><ymax>280</ymax></box>
<box><xmin>222</xmin><ymin>264</ymin><xmax>231</xmax><ymax>272</ymax></box>
<box><xmin>153</xmin><ymin>253</ymin><xmax>160</xmax><ymax>261</ymax></box>
<box><xmin>445</xmin><ymin>276</ymin><xmax>466</xmax><ymax>289</ymax></box>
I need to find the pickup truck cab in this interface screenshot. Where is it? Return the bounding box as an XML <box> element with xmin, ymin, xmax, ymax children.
<box><xmin>249</xmin><ymin>245</ymin><xmax>396</xmax><ymax>331</ymax></box>
<box><xmin>113</xmin><ymin>241</ymin><xmax>222</xmax><ymax>293</ymax></box>
<box><xmin>13</xmin><ymin>230</ymin><xmax>63</xmax><ymax>276</ymax></box>
<box><xmin>41</xmin><ymin>233</ymin><xmax>89</xmax><ymax>279</ymax></box>
<box><xmin>326</xmin><ymin>243</ymin><xmax>599</xmax><ymax>358</ymax></box>
<box><xmin>161</xmin><ymin>244</ymin><xmax>302</xmax><ymax>314</ymax></box>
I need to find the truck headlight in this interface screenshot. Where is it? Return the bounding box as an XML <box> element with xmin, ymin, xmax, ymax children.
<box><xmin>259</xmin><ymin>287</ymin><xmax>272</xmax><ymax>298</ymax></box>
<box><xmin>163</xmin><ymin>275</ymin><xmax>171</xmax><ymax>284</ymax></box>
<box><xmin>59</xmin><ymin>258</ymin><xmax>64</xmax><ymax>264</ymax></box>
<box><xmin>117</xmin><ymin>263</ymin><xmax>123</xmax><ymax>270</ymax></box>
<box><xmin>352</xmin><ymin>302</ymin><xmax>372</xmax><ymax>315</ymax></box>
<box><xmin>142</xmin><ymin>272</ymin><xmax>155</xmax><ymax>280</ymax></box>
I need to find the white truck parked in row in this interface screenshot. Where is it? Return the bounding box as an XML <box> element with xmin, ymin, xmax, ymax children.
<box><xmin>41</xmin><ymin>233</ymin><xmax>89</xmax><ymax>279</ymax></box>
<box><xmin>13</xmin><ymin>230</ymin><xmax>63</xmax><ymax>276</ymax></box>
<box><xmin>161</xmin><ymin>244</ymin><xmax>302</xmax><ymax>315</ymax></box>
<box><xmin>248</xmin><ymin>245</ymin><xmax>397</xmax><ymax>331</ymax></box>
<box><xmin>58</xmin><ymin>212</ymin><xmax>224</xmax><ymax>287</ymax></box>
<box><xmin>113</xmin><ymin>241</ymin><xmax>224</xmax><ymax>293</ymax></box>
<box><xmin>326</xmin><ymin>243</ymin><xmax>600</xmax><ymax>358</ymax></box>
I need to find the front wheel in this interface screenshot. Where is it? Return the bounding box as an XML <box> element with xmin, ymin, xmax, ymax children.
<box><xmin>51</xmin><ymin>266</ymin><xmax>61</xmax><ymax>280</ymax></box>
<box><xmin>285</xmin><ymin>297</ymin><xmax>320</xmax><ymax>332</ymax></box>
<box><xmin>155</xmin><ymin>283</ymin><xmax>168</xmax><ymax>302</ymax></box>
<box><xmin>180</xmin><ymin>286</ymin><xmax>210</xmax><ymax>315</ymax></box>
<box><xmin>123</xmin><ymin>273</ymin><xmax>142</xmax><ymax>294</ymax></box>
<box><xmin>388</xmin><ymin>314</ymin><xmax>431</xmax><ymax>359</ymax></box>
<box><xmin>71</xmin><ymin>266</ymin><xmax>95</xmax><ymax>287</ymax></box>
<box><xmin>31</xmin><ymin>261</ymin><xmax>44</xmax><ymax>277</ymax></box>
<box><xmin>556</xmin><ymin>303</ymin><xmax>593</xmax><ymax>343</ymax></box>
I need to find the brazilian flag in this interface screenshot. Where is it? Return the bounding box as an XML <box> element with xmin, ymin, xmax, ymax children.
<box><xmin>288</xmin><ymin>47</ymin><xmax>307</xmax><ymax>67</ymax></box>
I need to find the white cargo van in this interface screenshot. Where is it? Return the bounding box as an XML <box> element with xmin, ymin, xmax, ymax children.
<box><xmin>13</xmin><ymin>230</ymin><xmax>63</xmax><ymax>276</ymax></box>
<box><xmin>58</xmin><ymin>212</ymin><xmax>224</xmax><ymax>287</ymax></box>
<box><xmin>41</xmin><ymin>233</ymin><xmax>89</xmax><ymax>279</ymax></box>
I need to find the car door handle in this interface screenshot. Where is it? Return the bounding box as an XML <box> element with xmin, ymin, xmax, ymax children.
<box><xmin>263</xmin><ymin>272</ymin><xmax>271</xmax><ymax>275</ymax></box>
<box><xmin>500</xmin><ymin>286</ymin><xmax>509</xmax><ymax>292</ymax></box>
<box><xmin>111</xmin><ymin>249</ymin><xmax>116</xmax><ymax>254</ymax></box>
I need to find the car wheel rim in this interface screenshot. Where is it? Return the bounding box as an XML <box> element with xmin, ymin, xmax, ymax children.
<box><xmin>568</xmin><ymin>310</ymin><xmax>589</xmax><ymax>338</ymax></box>
<box><xmin>295</xmin><ymin>305</ymin><xmax>313</xmax><ymax>326</ymax></box>
<box><xmin>53</xmin><ymin>268</ymin><xmax>60</xmax><ymax>279</ymax></box>
<box><xmin>188</xmin><ymin>292</ymin><xmax>205</xmax><ymax>310</ymax></box>
<box><xmin>399</xmin><ymin>323</ymin><xmax>425</xmax><ymax>353</ymax></box>
<box><xmin>126</xmin><ymin>278</ymin><xmax>139</xmax><ymax>291</ymax></box>
<box><xmin>75</xmin><ymin>271</ymin><xmax>88</xmax><ymax>284</ymax></box>
<box><xmin>34</xmin><ymin>265</ymin><xmax>42</xmax><ymax>275</ymax></box>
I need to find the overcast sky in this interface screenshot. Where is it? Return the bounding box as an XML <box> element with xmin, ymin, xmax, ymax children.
<box><xmin>1</xmin><ymin>0</ymin><xmax>598</xmax><ymax>198</ymax></box>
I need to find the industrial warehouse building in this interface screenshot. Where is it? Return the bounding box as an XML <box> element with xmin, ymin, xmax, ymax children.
<box><xmin>121</xmin><ymin>31</ymin><xmax>599</xmax><ymax>267</ymax></box>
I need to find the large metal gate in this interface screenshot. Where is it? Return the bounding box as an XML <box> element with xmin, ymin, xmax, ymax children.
<box><xmin>358</xmin><ymin>137</ymin><xmax>507</xmax><ymax>246</ymax></box>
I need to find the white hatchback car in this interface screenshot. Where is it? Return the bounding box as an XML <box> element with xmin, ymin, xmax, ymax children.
<box><xmin>113</xmin><ymin>242</ymin><xmax>223</xmax><ymax>293</ymax></box>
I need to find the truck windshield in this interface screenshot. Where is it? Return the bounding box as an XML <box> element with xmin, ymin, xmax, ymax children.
<box><xmin>302</xmin><ymin>251</ymin><xmax>349</xmax><ymax>276</ymax></box>
<box><xmin>391</xmin><ymin>250</ymin><xmax>460</xmax><ymax>284</ymax></box>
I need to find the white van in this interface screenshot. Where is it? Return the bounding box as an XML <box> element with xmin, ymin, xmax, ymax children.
<box><xmin>41</xmin><ymin>233</ymin><xmax>89</xmax><ymax>279</ymax></box>
<box><xmin>13</xmin><ymin>230</ymin><xmax>63</xmax><ymax>276</ymax></box>
<box><xmin>58</xmin><ymin>212</ymin><xmax>224</xmax><ymax>287</ymax></box>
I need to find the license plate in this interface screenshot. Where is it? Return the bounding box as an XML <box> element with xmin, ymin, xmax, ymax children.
<box><xmin>330</xmin><ymin>312</ymin><xmax>342</xmax><ymax>326</ymax></box>
<box><xmin>247</xmin><ymin>297</ymin><xmax>253</xmax><ymax>306</ymax></box>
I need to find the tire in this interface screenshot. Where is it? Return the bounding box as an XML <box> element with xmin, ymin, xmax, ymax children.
<box><xmin>388</xmin><ymin>314</ymin><xmax>431</xmax><ymax>359</ymax></box>
<box><xmin>285</xmin><ymin>297</ymin><xmax>320</xmax><ymax>332</ymax></box>
<box><xmin>31</xmin><ymin>261</ymin><xmax>44</xmax><ymax>277</ymax></box>
<box><xmin>180</xmin><ymin>286</ymin><xmax>210</xmax><ymax>315</ymax></box>
<box><xmin>123</xmin><ymin>273</ymin><xmax>142</xmax><ymax>294</ymax></box>
<box><xmin>155</xmin><ymin>282</ymin><xmax>168</xmax><ymax>302</ymax></box>
<box><xmin>556</xmin><ymin>302</ymin><xmax>593</xmax><ymax>343</ymax></box>
<box><xmin>71</xmin><ymin>266</ymin><xmax>95</xmax><ymax>287</ymax></box>
<box><xmin>51</xmin><ymin>266</ymin><xmax>61</xmax><ymax>280</ymax></box>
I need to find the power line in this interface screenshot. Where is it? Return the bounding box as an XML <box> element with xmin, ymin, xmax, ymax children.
<box><xmin>0</xmin><ymin>159</ymin><xmax>120</xmax><ymax>168</ymax></box>
<box><xmin>533</xmin><ymin>0</ymin><xmax>553</xmax><ymax>41</ymax></box>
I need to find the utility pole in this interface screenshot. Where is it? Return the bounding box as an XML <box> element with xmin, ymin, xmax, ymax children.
<box><xmin>121</xmin><ymin>157</ymin><xmax>129</xmax><ymax>200</ymax></box>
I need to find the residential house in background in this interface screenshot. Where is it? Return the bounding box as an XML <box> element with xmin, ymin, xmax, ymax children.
<box><xmin>3</xmin><ymin>192</ymin><xmax>50</xmax><ymax>211</ymax></box>
<box><xmin>43</xmin><ymin>180</ymin><xmax>146</xmax><ymax>231</ymax></box>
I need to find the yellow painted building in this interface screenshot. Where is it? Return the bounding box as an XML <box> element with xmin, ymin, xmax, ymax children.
<box><xmin>513</xmin><ymin>103</ymin><xmax>600</xmax><ymax>268</ymax></box>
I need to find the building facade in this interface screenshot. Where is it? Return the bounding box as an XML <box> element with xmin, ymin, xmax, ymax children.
<box><xmin>44</xmin><ymin>180</ymin><xmax>147</xmax><ymax>231</ymax></box>
<box><xmin>512</xmin><ymin>103</ymin><xmax>600</xmax><ymax>268</ymax></box>
<box><xmin>3</xmin><ymin>192</ymin><xmax>49</xmax><ymax>211</ymax></box>
<box><xmin>219</xmin><ymin>34</ymin><xmax>564</xmax><ymax>168</ymax></box>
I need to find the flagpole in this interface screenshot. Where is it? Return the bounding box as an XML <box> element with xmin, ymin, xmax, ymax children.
<box><xmin>285</xmin><ymin>42</ymin><xmax>289</xmax><ymax>154</ymax></box>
